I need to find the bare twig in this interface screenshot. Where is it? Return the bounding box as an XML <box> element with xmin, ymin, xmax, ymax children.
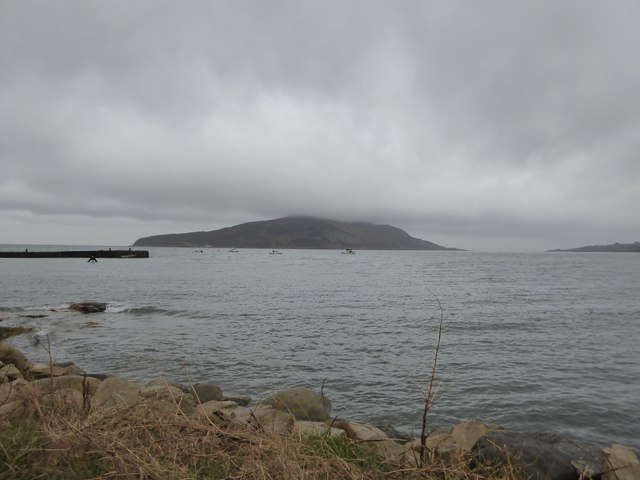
<box><xmin>419</xmin><ymin>288</ymin><xmax>444</xmax><ymax>466</ymax></box>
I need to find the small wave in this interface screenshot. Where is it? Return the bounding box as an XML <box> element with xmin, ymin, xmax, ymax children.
<box><xmin>110</xmin><ymin>305</ymin><xmax>189</xmax><ymax>317</ymax></box>
<box><xmin>105</xmin><ymin>303</ymin><xmax>130</xmax><ymax>313</ymax></box>
<box><xmin>126</xmin><ymin>306</ymin><xmax>176</xmax><ymax>315</ymax></box>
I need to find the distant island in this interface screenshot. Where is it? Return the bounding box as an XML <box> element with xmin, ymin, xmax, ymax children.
<box><xmin>549</xmin><ymin>241</ymin><xmax>640</xmax><ymax>252</ymax></box>
<box><xmin>133</xmin><ymin>216</ymin><xmax>460</xmax><ymax>250</ymax></box>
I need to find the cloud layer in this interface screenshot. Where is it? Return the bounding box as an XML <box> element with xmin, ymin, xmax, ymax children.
<box><xmin>2</xmin><ymin>1</ymin><xmax>639</xmax><ymax>250</ymax></box>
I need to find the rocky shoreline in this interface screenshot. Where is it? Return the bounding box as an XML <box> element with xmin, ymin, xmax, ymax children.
<box><xmin>1</xmin><ymin>339</ymin><xmax>639</xmax><ymax>479</ymax></box>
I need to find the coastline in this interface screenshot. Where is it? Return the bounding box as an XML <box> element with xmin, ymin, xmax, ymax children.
<box><xmin>2</xmin><ymin>332</ymin><xmax>639</xmax><ymax>479</ymax></box>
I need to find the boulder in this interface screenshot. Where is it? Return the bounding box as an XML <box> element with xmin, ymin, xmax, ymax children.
<box><xmin>191</xmin><ymin>383</ymin><xmax>223</xmax><ymax>403</ymax></box>
<box><xmin>69</xmin><ymin>302</ymin><xmax>107</xmax><ymax>314</ymax></box>
<box><xmin>602</xmin><ymin>445</ymin><xmax>640</xmax><ymax>480</ymax></box>
<box><xmin>41</xmin><ymin>388</ymin><xmax>84</xmax><ymax>411</ymax></box>
<box><xmin>194</xmin><ymin>400</ymin><xmax>240</xmax><ymax>423</ymax></box>
<box><xmin>334</xmin><ymin>421</ymin><xmax>389</xmax><ymax>442</ymax></box>
<box><xmin>140</xmin><ymin>383</ymin><xmax>196</xmax><ymax>414</ymax></box>
<box><xmin>0</xmin><ymin>399</ymin><xmax>28</xmax><ymax>419</ymax></box>
<box><xmin>0</xmin><ymin>343</ymin><xmax>30</xmax><ymax>372</ymax></box>
<box><xmin>145</xmin><ymin>378</ymin><xmax>184</xmax><ymax>390</ymax></box>
<box><xmin>140</xmin><ymin>383</ymin><xmax>184</xmax><ymax>400</ymax></box>
<box><xmin>451</xmin><ymin>421</ymin><xmax>498</xmax><ymax>452</ymax></box>
<box><xmin>228</xmin><ymin>404</ymin><xmax>295</xmax><ymax>435</ymax></box>
<box><xmin>259</xmin><ymin>387</ymin><xmax>331</xmax><ymax>421</ymax></box>
<box><xmin>31</xmin><ymin>375</ymin><xmax>102</xmax><ymax>396</ymax></box>
<box><xmin>93</xmin><ymin>376</ymin><xmax>143</xmax><ymax>408</ymax></box>
<box><xmin>223</xmin><ymin>395</ymin><xmax>251</xmax><ymax>407</ymax></box>
<box><xmin>472</xmin><ymin>430</ymin><xmax>597</xmax><ymax>480</ymax></box>
<box><xmin>375</xmin><ymin>423</ymin><xmax>411</xmax><ymax>441</ymax></box>
<box><xmin>29</xmin><ymin>362</ymin><xmax>77</xmax><ymax>378</ymax></box>
<box><xmin>293</xmin><ymin>421</ymin><xmax>346</xmax><ymax>438</ymax></box>
<box><xmin>332</xmin><ymin>421</ymin><xmax>407</xmax><ymax>464</ymax></box>
<box><xmin>0</xmin><ymin>378</ymin><xmax>30</xmax><ymax>404</ymax></box>
<box><xmin>405</xmin><ymin>431</ymin><xmax>459</xmax><ymax>460</ymax></box>
<box><xmin>0</xmin><ymin>363</ymin><xmax>23</xmax><ymax>381</ymax></box>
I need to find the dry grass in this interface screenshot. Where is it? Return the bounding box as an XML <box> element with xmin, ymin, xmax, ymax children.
<box><xmin>0</xmin><ymin>384</ymin><xmax>520</xmax><ymax>480</ymax></box>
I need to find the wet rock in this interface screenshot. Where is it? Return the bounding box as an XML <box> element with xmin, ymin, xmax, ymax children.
<box><xmin>472</xmin><ymin>430</ymin><xmax>590</xmax><ymax>480</ymax></box>
<box><xmin>259</xmin><ymin>387</ymin><xmax>331</xmax><ymax>421</ymax></box>
<box><xmin>69</xmin><ymin>302</ymin><xmax>107</xmax><ymax>314</ymax></box>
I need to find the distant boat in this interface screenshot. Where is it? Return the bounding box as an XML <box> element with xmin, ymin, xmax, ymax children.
<box><xmin>269</xmin><ymin>249</ymin><xmax>282</xmax><ymax>254</ymax></box>
<box><xmin>342</xmin><ymin>248</ymin><xmax>355</xmax><ymax>254</ymax></box>
<box><xmin>228</xmin><ymin>248</ymin><xmax>239</xmax><ymax>253</ymax></box>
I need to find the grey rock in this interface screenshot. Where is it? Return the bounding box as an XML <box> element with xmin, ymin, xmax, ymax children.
<box><xmin>223</xmin><ymin>395</ymin><xmax>251</xmax><ymax>407</ymax></box>
<box><xmin>31</xmin><ymin>375</ymin><xmax>102</xmax><ymax>396</ymax></box>
<box><xmin>259</xmin><ymin>387</ymin><xmax>331</xmax><ymax>421</ymax></box>
<box><xmin>602</xmin><ymin>445</ymin><xmax>640</xmax><ymax>480</ymax></box>
<box><xmin>69</xmin><ymin>302</ymin><xmax>107</xmax><ymax>314</ymax></box>
<box><xmin>0</xmin><ymin>343</ymin><xmax>30</xmax><ymax>372</ymax></box>
<box><xmin>93</xmin><ymin>376</ymin><xmax>143</xmax><ymax>408</ymax></box>
<box><xmin>472</xmin><ymin>430</ymin><xmax>594</xmax><ymax>480</ymax></box>
<box><xmin>191</xmin><ymin>383</ymin><xmax>223</xmax><ymax>403</ymax></box>
<box><xmin>1</xmin><ymin>363</ymin><xmax>23</xmax><ymax>382</ymax></box>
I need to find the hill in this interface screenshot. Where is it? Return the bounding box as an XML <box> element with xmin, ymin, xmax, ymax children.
<box><xmin>133</xmin><ymin>217</ymin><xmax>459</xmax><ymax>250</ymax></box>
<box><xmin>549</xmin><ymin>241</ymin><xmax>640</xmax><ymax>252</ymax></box>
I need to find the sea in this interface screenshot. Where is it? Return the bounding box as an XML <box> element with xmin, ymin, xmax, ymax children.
<box><xmin>1</xmin><ymin>245</ymin><xmax>638</xmax><ymax>450</ymax></box>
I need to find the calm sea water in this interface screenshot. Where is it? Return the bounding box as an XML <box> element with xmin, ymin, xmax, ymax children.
<box><xmin>1</xmin><ymin>246</ymin><xmax>638</xmax><ymax>450</ymax></box>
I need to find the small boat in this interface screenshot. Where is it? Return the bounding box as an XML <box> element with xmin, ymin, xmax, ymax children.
<box><xmin>269</xmin><ymin>250</ymin><xmax>282</xmax><ymax>254</ymax></box>
<box><xmin>342</xmin><ymin>248</ymin><xmax>355</xmax><ymax>254</ymax></box>
<box><xmin>228</xmin><ymin>248</ymin><xmax>239</xmax><ymax>253</ymax></box>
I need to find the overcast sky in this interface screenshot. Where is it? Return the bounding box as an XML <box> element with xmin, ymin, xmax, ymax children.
<box><xmin>1</xmin><ymin>1</ymin><xmax>639</xmax><ymax>251</ymax></box>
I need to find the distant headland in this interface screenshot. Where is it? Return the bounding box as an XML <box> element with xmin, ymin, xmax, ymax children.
<box><xmin>133</xmin><ymin>216</ymin><xmax>461</xmax><ymax>251</ymax></box>
<box><xmin>549</xmin><ymin>241</ymin><xmax>640</xmax><ymax>252</ymax></box>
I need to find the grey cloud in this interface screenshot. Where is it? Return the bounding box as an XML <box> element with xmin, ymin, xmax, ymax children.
<box><xmin>1</xmin><ymin>1</ymin><xmax>639</xmax><ymax>249</ymax></box>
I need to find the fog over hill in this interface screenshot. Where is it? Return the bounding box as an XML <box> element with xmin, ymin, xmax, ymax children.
<box><xmin>549</xmin><ymin>242</ymin><xmax>640</xmax><ymax>252</ymax></box>
<box><xmin>133</xmin><ymin>217</ymin><xmax>459</xmax><ymax>250</ymax></box>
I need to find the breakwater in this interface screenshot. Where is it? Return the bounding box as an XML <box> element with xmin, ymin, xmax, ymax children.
<box><xmin>0</xmin><ymin>249</ymin><xmax>149</xmax><ymax>259</ymax></box>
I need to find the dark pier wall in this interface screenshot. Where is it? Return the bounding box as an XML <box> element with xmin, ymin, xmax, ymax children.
<box><xmin>0</xmin><ymin>250</ymin><xmax>149</xmax><ymax>259</ymax></box>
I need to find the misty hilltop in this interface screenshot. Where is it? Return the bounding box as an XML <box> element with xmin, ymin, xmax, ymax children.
<box><xmin>549</xmin><ymin>242</ymin><xmax>640</xmax><ymax>252</ymax></box>
<box><xmin>133</xmin><ymin>217</ymin><xmax>459</xmax><ymax>250</ymax></box>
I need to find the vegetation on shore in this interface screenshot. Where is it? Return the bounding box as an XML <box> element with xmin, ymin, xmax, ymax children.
<box><xmin>0</xmin><ymin>384</ymin><xmax>514</xmax><ymax>480</ymax></box>
<box><xmin>0</xmin><ymin>325</ymin><xmax>513</xmax><ymax>479</ymax></box>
